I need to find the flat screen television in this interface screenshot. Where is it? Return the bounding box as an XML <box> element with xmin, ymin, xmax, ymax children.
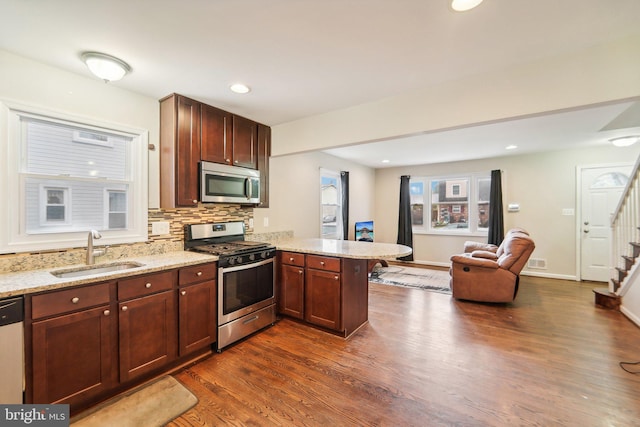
<box><xmin>355</xmin><ymin>220</ymin><xmax>374</xmax><ymax>242</ymax></box>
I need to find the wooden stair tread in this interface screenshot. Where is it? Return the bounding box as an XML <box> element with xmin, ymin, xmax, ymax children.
<box><xmin>593</xmin><ymin>287</ymin><xmax>621</xmax><ymax>310</ymax></box>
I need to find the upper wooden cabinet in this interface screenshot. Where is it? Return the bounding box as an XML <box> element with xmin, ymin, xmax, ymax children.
<box><xmin>159</xmin><ymin>93</ymin><xmax>269</xmax><ymax>208</ymax></box>
<box><xmin>201</xmin><ymin>104</ymin><xmax>232</xmax><ymax>165</ymax></box>
<box><xmin>232</xmin><ymin>115</ymin><xmax>258</xmax><ymax>169</ymax></box>
<box><xmin>257</xmin><ymin>123</ymin><xmax>271</xmax><ymax>208</ymax></box>
<box><xmin>159</xmin><ymin>94</ymin><xmax>201</xmax><ymax>208</ymax></box>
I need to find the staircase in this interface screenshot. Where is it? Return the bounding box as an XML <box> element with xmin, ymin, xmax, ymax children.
<box><xmin>599</xmin><ymin>155</ymin><xmax>640</xmax><ymax>309</ymax></box>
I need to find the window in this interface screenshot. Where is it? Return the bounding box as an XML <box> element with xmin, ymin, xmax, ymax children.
<box><xmin>0</xmin><ymin>101</ymin><xmax>148</xmax><ymax>253</ymax></box>
<box><xmin>410</xmin><ymin>173</ymin><xmax>491</xmax><ymax>234</ymax></box>
<box><xmin>320</xmin><ymin>168</ymin><xmax>343</xmax><ymax>239</ymax></box>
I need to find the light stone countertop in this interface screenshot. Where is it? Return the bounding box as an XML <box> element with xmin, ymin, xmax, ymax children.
<box><xmin>0</xmin><ymin>239</ymin><xmax>411</xmax><ymax>299</ymax></box>
<box><xmin>0</xmin><ymin>251</ymin><xmax>216</xmax><ymax>298</ymax></box>
<box><xmin>275</xmin><ymin>238</ymin><xmax>412</xmax><ymax>260</ymax></box>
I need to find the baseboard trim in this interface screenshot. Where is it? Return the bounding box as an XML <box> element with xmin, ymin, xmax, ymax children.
<box><xmin>620</xmin><ymin>305</ymin><xmax>640</xmax><ymax>328</ymax></box>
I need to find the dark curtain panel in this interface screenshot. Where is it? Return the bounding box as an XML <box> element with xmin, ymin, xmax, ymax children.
<box><xmin>397</xmin><ymin>175</ymin><xmax>414</xmax><ymax>261</ymax></box>
<box><xmin>341</xmin><ymin>171</ymin><xmax>349</xmax><ymax>240</ymax></box>
<box><xmin>488</xmin><ymin>169</ymin><xmax>504</xmax><ymax>245</ymax></box>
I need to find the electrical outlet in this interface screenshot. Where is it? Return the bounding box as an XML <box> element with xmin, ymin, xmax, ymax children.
<box><xmin>249</xmin><ymin>218</ymin><xmax>254</xmax><ymax>228</ymax></box>
<box><xmin>151</xmin><ymin>221</ymin><xmax>170</xmax><ymax>235</ymax></box>
<box><xmin>264</xmin><ymin>217</ymin><xmax>269</xmax><ymax>227</ymax></box>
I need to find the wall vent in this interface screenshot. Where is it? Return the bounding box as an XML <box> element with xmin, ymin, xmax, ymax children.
<box><xmin>527</xmin><ymin>258</ymin><xmax>547</xmax><ymax>269</ymax></box>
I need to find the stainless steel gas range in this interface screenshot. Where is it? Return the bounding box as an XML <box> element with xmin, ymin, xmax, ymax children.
<box><xmin>184</xmin><ymin>221</ymin><xmax>276</xmax><ymax>350</ymax></box>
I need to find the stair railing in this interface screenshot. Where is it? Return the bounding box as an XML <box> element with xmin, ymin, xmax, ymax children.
<box><xmin>611</xmin><ymin>154</ymin><xmax>640</xmax><ymax>294</ymax></box>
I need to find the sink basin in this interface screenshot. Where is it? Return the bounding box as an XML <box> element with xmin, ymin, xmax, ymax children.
<box><xmin>51</xmin><ymin>262</ymin><xmax>144</xmax><ymax>278</ymax></box>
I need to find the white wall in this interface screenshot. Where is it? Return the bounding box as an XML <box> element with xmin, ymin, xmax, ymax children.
<box><xmin>272</xmin><ymin>34</ymin><xmax>640</xmax><ymax>156</ymax></box>
<box><xmin>374</xmin><ymin>145</ymin><xmax>640</xmax><ymax>279</ymax></box>
<box><xmin>253</xmin><ymin>151</ymin><xmax>375</xmax><ymax>239</ymax></box>
<box><xmin>0</xmin><ymin>49</ymin><xmax>160</xmax><ymax>207</ymax></box>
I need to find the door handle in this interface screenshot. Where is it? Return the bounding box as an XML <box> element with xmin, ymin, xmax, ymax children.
<box><xmin>583</xmin><ymin>229</ymin><xmax>589</xmax><ymax>234</ymax></box>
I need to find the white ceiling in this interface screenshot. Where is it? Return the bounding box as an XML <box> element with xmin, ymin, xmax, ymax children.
<box><xmin>1</xmin><ymin>0</ymin><xmax>640</xmax><ymax>167</ymax></box>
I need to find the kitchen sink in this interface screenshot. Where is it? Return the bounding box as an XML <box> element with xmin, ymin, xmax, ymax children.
<box><xmin>50</xmin><ymin>262</ymin><xmax>144</xmax><ymax>278</ymax></box>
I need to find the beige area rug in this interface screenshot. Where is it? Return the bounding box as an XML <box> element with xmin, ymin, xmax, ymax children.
<box><xmin>71</xmin><ymin>376</ymin><xmax>197</xmax><ymax>427</ymax></box>
<box><xmin>369</xmin><ymin>265</ymin><xmax>451</xmax><ymax>294</ymax></box>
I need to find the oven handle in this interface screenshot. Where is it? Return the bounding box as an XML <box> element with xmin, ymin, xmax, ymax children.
<box><xmin>219</xmin><ymin>256</ymin><xmax>274</xmax><ymax>274</ymax></box>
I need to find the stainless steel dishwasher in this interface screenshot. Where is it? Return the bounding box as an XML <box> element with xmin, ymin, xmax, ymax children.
<box><xmin>0</xmin><ymin>296</ymin><xmax>24</xmax><ymax>404</ymax></box>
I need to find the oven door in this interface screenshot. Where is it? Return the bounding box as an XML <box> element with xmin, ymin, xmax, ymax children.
<box><xmin>218</xmin><ymin>257</ymin><xmax>275</xmax><ymax>325</ymax></box>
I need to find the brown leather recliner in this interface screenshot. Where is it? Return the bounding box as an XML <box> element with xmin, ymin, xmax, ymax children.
<box><xmin>449</xmin><ymin>229</ymin><xmax>535</xmax><ymax>302</ymax></box>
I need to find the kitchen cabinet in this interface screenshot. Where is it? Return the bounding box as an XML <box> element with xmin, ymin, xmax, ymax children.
<box><xmin>160</xmin><ymin>93</ymin><xmax>270</xmax><ymax>207</ymax></box>
<box><xmin>201</xmin><ymin>103</ymin><xmax>232</xmax><ymax>165</ymax></box>
<box><xmin>305</xmin><ymin>255</ymin><xmax>341</xmax><ymax>330</ymax></box>
<box><xmin>117</xmin><ymin>270</ymin><xmax>177</xmax><ymax>382</ymax></box>
<box><xmin>277</xmin><ymin>252</ymin><xmax>368</xmax><ymax>337</ymax></box>
<box><xmin>159</xmin><ymin>94</ymin><xmax>201</xmax><ymax>208</ymax></box>
<box><xmin>26</xmin><ymin>262</ymin><xmax>218</xmax><ymax>412</ymax></box>
<box><xmin>232</xmin><ymin>115</ymin><xmax>258</xmax><ymax>169</ymax></box>
<box><xmin>278</xmin><ymin>251</ymin><xmax>305</xmax><ymax>319</ymax></box>
<box><xmin>30</xmin><ymin>281</ymin><xmax>117</xmax><ymax>405</ymax></box>
<box><xmin>257</xmin><ymin>123</ymin><xmax>271</xmax><ymax>208</ymax></box>
<box><xmin>178</xmin><ymin>264</ymin><xmax>217</xmax><ymax>356</ymax></box>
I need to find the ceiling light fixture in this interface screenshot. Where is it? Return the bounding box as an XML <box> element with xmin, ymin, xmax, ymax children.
<box><xmin>81</xmin><ymin>52</ymin><xmax>131</xmax><ymax>82</ymax></box>
<box><xmin>610</xmin><ymin>135</ymin><xmax>640</xmax><ymax>147</ymax></box>
<box><xmin>230</xmin><ymin>83</ymin><xmax>251</xmax><ymax>94</ymax></box>
<box><xmin>505</xmin><ymin>145</ymin><xmax>518</xmax><ymax>150</ymax></box>
<box><xmin>451</xmin><ymin>0</ymin><xmax>484</xmax><ymax>12</ymax></box>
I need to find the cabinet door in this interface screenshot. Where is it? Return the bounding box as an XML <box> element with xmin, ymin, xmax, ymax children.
<box><xmin>31</xmin><ymin>305</ymin><xmax>116</xmax><ymax>404</ymax></box>
<box><xmin>232</xmin><ymin>115</ymin><xmax>257</xmax><ymax>169</ymax></box>
<box><xmin>119</xmin><ymin>291</ymin><xmax>177</xmax><ymax>383</ymax></box>
<box><xmin>201</xmin><ymin>104</ymin><xmax>232</xmax><ymax>165</ymax></box>
<box><xmin>278</xmin><ymin>264</ymin><xmax>305</xmax><ymax>319</ymax></box>
<box><xmin>257</xmin><ymin>123</ymin><xmax>271</xmax><ymax>208</ymax></box>
<box><xmin>305</xmin><ymin>269</ymin><xmax>341</xmax><ymax>330</ymax></box>
<box><xmin>178</xmin><ymin>280</ymin><xmax>216</xmax><ymax>356</ymax></box>
<box><xmin>175</xmin><ymin>96</ymin><xmax>201</xmax><ymax>206</ymax></box>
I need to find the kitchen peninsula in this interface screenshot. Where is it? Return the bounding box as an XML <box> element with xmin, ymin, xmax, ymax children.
<box><xmin>274</xmin><ymin>238</ymin><xmax>411</xmax><ymax>338</ymax></box>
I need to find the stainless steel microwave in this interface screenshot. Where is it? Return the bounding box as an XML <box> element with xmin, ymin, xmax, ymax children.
<box><xmin>200</xmin><ymin>161</ymin><xmax>260</xmax><ymax>204</ymax></box>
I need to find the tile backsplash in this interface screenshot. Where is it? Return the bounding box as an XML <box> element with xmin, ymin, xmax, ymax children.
<box><xmin>0</xmin><ymin>204</ymin><xmax>253</xmax><ymax>274</ymax></box>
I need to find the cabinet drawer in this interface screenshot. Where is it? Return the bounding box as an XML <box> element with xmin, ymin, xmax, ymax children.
<box><xmin>31</xmin><ymin>282</ymin><xmax>112</xmax><ymax>320</ymax></box>
<box><xmin>281</xmin><ymin>251</ymin><xmax>305</xmax><ymax>267</ymax></box>
<box><xmin>178</xmin><ymin>263</ymin><xmax>217</xmax><ymax>286</ymax></box>
<box><xmin>306</xmin><ymin>255</ymin><xmax>341</xmax><ymax>272</ymax></box>
<box><xmin>118</xmin><ymin>270</ymin><xmax>175</xmax><ymax>301</ymax></box>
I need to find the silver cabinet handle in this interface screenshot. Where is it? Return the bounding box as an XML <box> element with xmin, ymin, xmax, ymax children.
<box><xmin>145</xmin><ymin>283</ymin><xmax>152</xmax><ymax>288</ymax></box>
<box><xmin>121</xmin><ymin>306</ymin><xmax>128</xmax><ymax>311</ymax></box>
<box><xmin>289</xmin><ymin>258</ymin><xmax>294</xmax><ymax>262</ymax></box>
<box><xmin>196</xmin><ymin>271</ymin><xmax>202</xmax><ymax>276</ymax></box>
<box><xmin>181</xmin><ymin>290</ymin><xmax>186</xmax><ymax>296</ymax></box>
<box><xmin>104</xmin><ymin>310</ymin><xmax>110</xmax><ymax>316</ymax></box>
<box><xmin>192</xmin><ymin>199</ymin><xmax>198</xmax><ymax>204</ymax></box>
<box><xmin>320</xmin><ymin>261</ymin><xmax>325</xmax><ymax>266</ymax></box>
<box><xmin>71</xmin><ymin>297</ymin><xmax>79</xmax><ymax>304</ymax></box>
<box><xmin>334</xmin><ymin>276</ymin><xmax>339</xmax><ymax>280</ymax></box>
<box><xmin>299</xmin><ymin>270</ymin><xmax>303</xmax><ymax>275</ymax></box>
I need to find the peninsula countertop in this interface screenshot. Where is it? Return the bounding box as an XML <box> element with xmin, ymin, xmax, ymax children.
<box><xmin>275</xmin><ymin>238</ymin><xmax>412</xmax><ymax>259</ymax></box>
<box><xmin>0</xmin><ymin>251</ymin><xmax>216</xmax><ymax>298</ymax></box>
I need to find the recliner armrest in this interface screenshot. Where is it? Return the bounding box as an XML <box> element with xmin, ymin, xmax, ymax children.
<box><xmin>471</xmin><ymin>250</ymin><xmax>499</xmax><ymax>260</ymax></box>
<box><xmin>463</xmin><ymin>241</ymin><xmax>499</xmax><ymax>253</ymax></box>
<box><xmin>450</xmin><ymin>254</ymin><xmax>500</xmax><ymax>269</ymax></box>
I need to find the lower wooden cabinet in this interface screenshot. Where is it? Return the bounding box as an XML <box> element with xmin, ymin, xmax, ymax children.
<box><xmin>305</xmin><ymin>268</ymin><xmax>341</xmax><ymax>330</ymax></box>
<box><xmin>31</xmin><ymin>302</ymin><xmax>117</xmax><ymax>405</ymax></box>
<box><xmin>26</xmin><ymin>261</ymin><xmax>218</xmax><ymax>410</ymax></box>
<box><xmin>277</xmin><ymin>251</ymin><xmax>369</xmax><ymax>337</ymax></box>
<box><xmin>118</xmin><ymin>290</ymin><xmax>177</xmax><ymax>383</ymax></box>
<box><xmin>178</xmin><ymin>280</ymin><xmax>216</xmax><ymax>356</ymax></box>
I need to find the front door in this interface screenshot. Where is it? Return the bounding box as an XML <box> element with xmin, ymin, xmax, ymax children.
<box><xmin>580</xmin><ymin>165</ymin><xmax>631</xmax><ymax>282</ymax></box>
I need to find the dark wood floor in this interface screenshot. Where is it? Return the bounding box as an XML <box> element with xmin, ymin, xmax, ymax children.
<box><xmin>168</xmin><ymin>275</ymin><xmax>640</xmax><ymax>426</ymax></box>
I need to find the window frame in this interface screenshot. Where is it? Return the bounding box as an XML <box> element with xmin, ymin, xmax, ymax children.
<box><xmin>410</xmin><ymin>172</ymin><xmax>491</xmax><ymax>236</ymax></box>
<box><xmin>319</xmin><ymin>168</ymin><xmax>343</xmax><ymax>240</ymax></box>
<box><xmin>39</xmin><ymin>185</ymin><xmax>71</xmax><ymax>227</ymax></box>
<box><xmin>0</xmin><ymin>100</ymin><xmax>149</xmax><ymax>254</ymax></box>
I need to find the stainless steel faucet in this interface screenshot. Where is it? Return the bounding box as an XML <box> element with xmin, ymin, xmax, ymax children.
<box><xmin>86</xmin><ymin>230</ymin><xmax>107</xmax><ymax>265</ymax></box>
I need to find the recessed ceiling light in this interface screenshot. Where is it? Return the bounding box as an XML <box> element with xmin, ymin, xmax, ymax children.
<box><xmin>381</xmin><ymin>159</ymin><xmax>390</xmax><ymax>163</ymax></box>
<box><xmin>81</xmin><ymin>52</ymin><xmax>131</xmax><ymax>82</ymax></box>
<box><xmin>230</xmin><ymin>83</ymin><xmax>251</xmax><ymax>94</ymax></box>
<box><xmin>609</xmin><ymin>136</ymin><xmax>639</xmax><ymax>147</ymax></box>
<box><xmin>451</xmin><ymin>0</ymin><xmax>484</xmax><ymax>12</ymax></box>
<box><xmin>505</xmin><ymin>145</ymin><xmax>518</xmax><ymax>150</ymax></box>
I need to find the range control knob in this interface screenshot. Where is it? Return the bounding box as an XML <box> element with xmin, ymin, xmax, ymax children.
<box><xmin>228</xmin><ymin>257</ymin><xmax>235</xmax><ymax>266</ymax></box>
<box><xmin>249</xmin><ymin>254</ymin><xmax>255</xmax><ymax>261</ymax></box>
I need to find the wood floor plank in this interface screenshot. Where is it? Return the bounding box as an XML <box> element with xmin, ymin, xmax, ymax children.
<box><xmin>169</xmin><ymin>275</ymin><xmax>640</xmax><ymax>426</ymax></box>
